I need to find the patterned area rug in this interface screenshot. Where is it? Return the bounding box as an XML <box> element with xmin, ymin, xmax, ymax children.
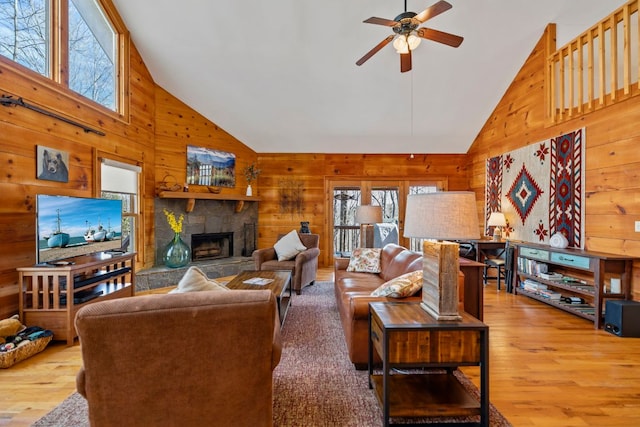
<box><xmin>34</xmin><ymin>282</ymin><xmax>511</xmax><ymax>426</ymax></box>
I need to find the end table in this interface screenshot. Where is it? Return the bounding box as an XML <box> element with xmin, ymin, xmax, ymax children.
<box><xmin>368</xmin><ymin>302</ymin><xmax>489</xmax><ymax>426</ymax></box>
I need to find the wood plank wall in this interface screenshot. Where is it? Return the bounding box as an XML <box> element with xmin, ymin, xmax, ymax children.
<box><xmin>0</xmin><ymin>42</ymin><xmax>156</xmax><ymax>319</ymax></box>
<box><xmin>153</xmin><ymin>86</ymin><xmax>257</xmax><ymax>201</ymax></box>
<box><xmin>0</xmin><ymin>1</ymin><xmax>254</xmax><ymax>320</ymax></box>
<box><xmin>254</xmin><ymin>153</ymin><xmax>469</xmax><ymax>267</ymax></box>
<box><xmin>467</xmin><ymin>25</ymin><xmax>640</xmax><ymax>301</ymax></box>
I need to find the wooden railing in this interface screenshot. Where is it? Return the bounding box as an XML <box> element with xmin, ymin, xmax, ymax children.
<box><xmin>547</xmin><ymin>0</ymin><xmax>640</xmax><ymax>122</ymax></box>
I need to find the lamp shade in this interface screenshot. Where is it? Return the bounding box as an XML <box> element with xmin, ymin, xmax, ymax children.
<box><xmin>403</xmin><ymin>192</ymin><xmax>480</xmax><ymax>240</ymax></box>
<box><xmin>487</xmin><ymin>212</ymin><xmax>507</xmax><ymax>227</ymax></box>
<box><xmin>355</xmin><ymin>205</ymin><xmax>382</xmax><ymax>225</ymax></box>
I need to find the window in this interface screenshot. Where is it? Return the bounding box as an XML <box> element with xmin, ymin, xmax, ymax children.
<box><xmin>407</xmin><ymin>185</ymin><xmax>438</xmax><ymax>252</ymax></box>
<box><xmin>100</xmin><ymin>158</ymin><xmax>141</xmax><ymax>255</ymax></box>
<box><xmin>0</xmin><ymin>0</ymin><xmax>126</xmax><ymax>113</ymax></box>
<box><xmin>69</xmin><ymin>0</ymin><xmax>116</xmax><ymax>110</ymax></box>
<box><xmin>0</xmin><ymin>0</ymin><xmax>49</xmax><ymax>76</ymax></box>
<box><xmin>329</xmin><ymin>179</ymin><xmax>446</xmax><ymax>259</ymax></box>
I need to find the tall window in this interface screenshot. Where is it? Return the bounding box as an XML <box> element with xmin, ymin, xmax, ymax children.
<box><xmin>69</xmin><ymin>0</ymin><xmax>116</xmax><ymax>110</ymax></box>
<box><xmin>0</xmin><ymin>0</ymin><xmax>124</xmax><ymax>112</ymax></box>
<box><xmin>0</xmin><ymin>0</ymin><xmax>49</xmax><ymax>76</ymax></box>
<box><xmin>100</xmin><ymin>158</ymin><xmax>140</xmax><ymax>255</ymax></box>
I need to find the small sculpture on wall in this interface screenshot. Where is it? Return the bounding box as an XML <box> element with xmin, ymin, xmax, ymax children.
<box><xmin>300</xmin><ymin>222</ymin><xmax>310</xmax><ymax>234</ymax></box>
<box><xmin>279</xmin><ymin>179</ymin><xmax>304</xmax><ymax>217</ymax></box>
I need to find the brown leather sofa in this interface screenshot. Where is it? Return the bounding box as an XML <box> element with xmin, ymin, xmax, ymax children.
<box><xmin>75</xmin><ymin>290</ymin><xmax>282</xmax><ymax>427</ymax></box>
<box><xmin>334</xmin><ymin>243</ymin><xmax>464</xmax><ymax>369</ymax></box>
<box><xmin>253</xmin><ymin>232</ymin><xmax>320</xmax><ymax>294</ymax></box>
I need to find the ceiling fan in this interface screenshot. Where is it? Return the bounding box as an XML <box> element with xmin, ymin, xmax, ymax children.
<box><xmin>356</xmin><ymin>0</ymin><xmax>463</xmax><ymax>73</ymax></box>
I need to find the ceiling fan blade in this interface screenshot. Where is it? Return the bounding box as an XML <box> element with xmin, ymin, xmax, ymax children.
<box><xmin>417</xmin><ymin>27</ymin><xmax>463</xmax><ymax>47</ymax></box>
<box><xmin>400</xmin><ymin>51</ymin><xmax>412</xmax><ymax>73</ymax></box>
<box><xmin>356</xmin><ymin>35</ymin><xmax>395</xmax><ymax>66</ymax></box>
<box><xmin>415</xmin><ymin>0</ymin><xmax>453</xmax><ymax>23</ymax></box>
<box><xmin>363</xmin><ymin>16</ymin><xmax>398</xmax><ymax>27</ymax></box>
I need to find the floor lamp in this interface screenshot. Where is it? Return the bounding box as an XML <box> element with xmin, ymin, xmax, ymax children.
<box><xmin>355</xmin><ymin>205</ymin><xmax>382</xmax><ymax>248</ymax></box>
<box><xmin>403</xmin><ymin>192</ymin><xmax>480</xmax><ymax>320</ymax></box>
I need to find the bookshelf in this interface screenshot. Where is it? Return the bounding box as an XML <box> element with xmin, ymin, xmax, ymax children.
<box><xmin>512</xmin><ymin>242</ymin><xmax>634</xmax><ymax>329</ymax></box>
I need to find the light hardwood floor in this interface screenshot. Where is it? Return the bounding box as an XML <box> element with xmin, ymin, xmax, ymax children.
<box><xmin>2</xmin><ymin>267</ymin><xmax>640</xmax><ymax>426</ymax></box>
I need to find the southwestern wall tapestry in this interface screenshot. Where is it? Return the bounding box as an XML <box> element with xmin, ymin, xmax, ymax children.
<box><xmin>485</xmin><ymin>128</ymin><xmax>585</xmax><ymax>248</ymax></box>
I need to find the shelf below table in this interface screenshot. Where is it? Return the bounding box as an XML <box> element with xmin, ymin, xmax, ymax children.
<box><xmin>370</xmin><ymin>371</ymin><xmax>481</xmax><ymax>419</ymax></box>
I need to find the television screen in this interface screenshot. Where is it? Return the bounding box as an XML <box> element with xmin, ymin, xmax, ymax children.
<box><xmin>37</xmin><ymin>195</ymin><xmax>123</xmax><ymax>264</ymax></box>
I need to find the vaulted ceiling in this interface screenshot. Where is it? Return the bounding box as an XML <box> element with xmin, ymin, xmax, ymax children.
<box><xmin>111</xmin><ymin>0</ymin><xmax>627</xmax><ymax>154</ymax></box>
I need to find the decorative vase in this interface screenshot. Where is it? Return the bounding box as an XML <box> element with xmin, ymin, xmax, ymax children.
<box><xmin>163</xmin><ymin>233</ymin><xmax>190</xmax><ymax>268</ymax></box>
<box><xmin>246</xmin><ymin>184</ymin><xmax>253</xmax><ymax>196</ymax></box>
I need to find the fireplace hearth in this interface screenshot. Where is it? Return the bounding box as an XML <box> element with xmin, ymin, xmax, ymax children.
<box><xmin>191</xmin><ymin>232</ymin><xmax>233</xmax><ymax>261</ymax></box>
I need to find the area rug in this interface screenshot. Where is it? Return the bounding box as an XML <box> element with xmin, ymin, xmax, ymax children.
<box><xmin>34</xmin><ymin>282</ymin><xmax>511</xmax><ymax>426</ymax></box>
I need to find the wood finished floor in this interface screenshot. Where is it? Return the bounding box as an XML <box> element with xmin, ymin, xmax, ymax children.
<box><xmin>2</xmin><ymin>267</ymin><xmax>640</xmax><ymax>426</ymax></box>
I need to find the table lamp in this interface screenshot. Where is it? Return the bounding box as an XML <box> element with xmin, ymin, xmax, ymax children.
<box><xmin>355</xmin><ymin>205</ymin><xmax>382</xmax><ymax>248</ymax></box>
<box><xmin>487</xmin><ymin>212</ymin><xmax>506</xmax><ymax>241</ymax></box>
<box><xmin>404</xmin><ymin>192</ymin><xmax>480</xmax><ymax>320</ymax></box>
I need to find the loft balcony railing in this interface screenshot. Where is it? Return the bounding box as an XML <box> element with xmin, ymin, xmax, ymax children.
<box><xmin>547</xmin><ymin>0</ymin><xmax>640</xmax><ymax>123</ymax></box>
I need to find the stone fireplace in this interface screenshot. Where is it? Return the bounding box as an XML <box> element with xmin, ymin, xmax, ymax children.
<box><xmin>153</xmin><ymin>197</ymin><xmax>258</xmax><ymax>266</ymax></box>
<box><xmin>191</xmin><ymin>232</ymin><xmax>233</xmax><ymax>261</ymax></box>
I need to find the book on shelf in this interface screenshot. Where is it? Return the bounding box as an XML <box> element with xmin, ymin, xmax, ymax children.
<box><xmin>538</xmin><ymin>272</ymin><xmax>563</xmax><ymax>281</ymax></box>
<box><xmin>523</xmin><ymin>279</ymin><xmax>548</xmax><ymax>291</ymax></box>
<box><xmin>539</xmin><ymin>289</ymin><xmax>562</xmax><ymax>300</ymax></box>
<box><xmin>243</xmin><ymin>277</ymin><xmax>274</xmax><ymax>286</ymax></box>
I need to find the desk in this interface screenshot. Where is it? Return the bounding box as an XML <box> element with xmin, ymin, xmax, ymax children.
<box><xmin>368</xmin><ymin>302</ymin><xmax>489</xmax><ymax>427</ymax></box>
<box><xmin>459</xmin><ymin>239</ymin><xmax>506</xmax><ymax>264</ymax></box>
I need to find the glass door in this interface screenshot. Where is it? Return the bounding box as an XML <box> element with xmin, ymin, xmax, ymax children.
<box><xmin>328</xmin><ymin>179</ymin><xmax>446</xmax><ymax>262</ymax></box>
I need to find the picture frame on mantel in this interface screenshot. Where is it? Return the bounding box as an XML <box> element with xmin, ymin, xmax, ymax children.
<box><xmin>186</xmin><ymin>145</ymin><xmax>235</xmax><ymax>188</ymax></box>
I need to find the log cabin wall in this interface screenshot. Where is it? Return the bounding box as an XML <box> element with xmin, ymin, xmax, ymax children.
<box><xmin>0</xmin><ymin>4</ymin><xmax>256</xmax><ymax>320</ymax></box>
<box><xmin>255</xmin><ymin>153</ymin><xmax>469</xmax><ymax>267</ymax></box>
<box><xmin>153</xmin><ymin>85</ymin><xmax>257</xmax><ymax>196</ymax></box>
<box><xmin>467</xmin><ymin>25</ymin><xmax>640</xmax><ymax>301</ymax></box>
<box><xmin>0</xmin><ymin>41</ymin><xmax>156</xmax><ymax>319</ymax></box>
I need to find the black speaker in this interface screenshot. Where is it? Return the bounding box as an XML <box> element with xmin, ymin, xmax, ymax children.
<box><xmin>604</xmin><ymin>300</ymin><xmax>640</xmax><ymax>337</ymax></box>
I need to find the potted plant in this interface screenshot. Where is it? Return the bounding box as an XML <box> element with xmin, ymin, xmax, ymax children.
<box><xmin>242</xmin><ymin>162</ymin><xmax>261</xmax><ymax>196</ymax></box>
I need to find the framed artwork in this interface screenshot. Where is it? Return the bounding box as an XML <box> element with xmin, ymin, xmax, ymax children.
<box><xmin>36</xmin><ymin>145</ymin><xmax>69</xmax><ymax>183</ymax></box>
<box><xmin>186</xmin><ymin>145</ymin><xmax>235</xmax><ymax>188</ymax></box>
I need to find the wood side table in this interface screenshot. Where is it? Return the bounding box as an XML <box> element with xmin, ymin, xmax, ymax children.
<box><xmin>368</xmin><ymin>302</ymin><xmax>489</xmax><ymax>427</ymax></box>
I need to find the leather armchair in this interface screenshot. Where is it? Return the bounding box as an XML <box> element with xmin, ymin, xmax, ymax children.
<box><xmin>253</xmin><ymin>233</ymin><xmax>320</xmax><ymax>294</ymax></box>
<box><xmin>75</xmin><ymin>290</ymin><xmax>282</xmax><ymax>427</ymax></box>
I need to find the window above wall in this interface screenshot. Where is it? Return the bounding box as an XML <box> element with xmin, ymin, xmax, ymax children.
<box><xmin>0</xmin><ymin>0</ymin><xmax>129</xmax><ymax>116</ymax></box>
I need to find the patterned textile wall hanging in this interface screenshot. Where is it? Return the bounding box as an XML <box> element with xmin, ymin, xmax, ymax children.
<box><xmin>485</xmin><ymin>128</ymin><xmax>585</xmax><ymax>248</ymax></box>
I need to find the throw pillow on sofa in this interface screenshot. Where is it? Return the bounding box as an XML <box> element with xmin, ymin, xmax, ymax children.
<box><xmin>274</xmin><ymin>230</ymin><xmax>307</xmax><ymax>261</ymax></box>
<box><xmin>371</xmin><ymin>270</ymin><xmax>423</xmax><ymax>298</ymax></box>
<box><xmin>169</xmin><ymin>266</ymin><xmax>229</xmax><ymax>293</ymax></box>
<box><xmin>346</xmin><ymin>248</ymin><xmax>382</xmax><ymax>273</ymax></box>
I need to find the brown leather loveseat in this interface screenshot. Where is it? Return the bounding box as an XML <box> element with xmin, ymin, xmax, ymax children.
<box><xmin>334</xmin><ymin>243</ymin><xmax>464</xmax><ymax>369</ymax></box>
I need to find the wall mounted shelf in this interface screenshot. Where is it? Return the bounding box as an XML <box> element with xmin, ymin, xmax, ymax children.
<box><xmin>158</xmin><ymin>191</ymin><xmax>261</xmax><ymax>213</ymax></box>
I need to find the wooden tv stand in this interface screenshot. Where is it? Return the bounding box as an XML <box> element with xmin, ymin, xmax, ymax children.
<box><xmin>18</xmin><ymin>252</ymin><xmax>136</xmax><ymax>345</ymax></box>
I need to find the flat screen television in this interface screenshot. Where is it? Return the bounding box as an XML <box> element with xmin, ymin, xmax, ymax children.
<box><xmin>36</xmin><ymin>194</ymin><xmax>123</xmax><ymax>264</ymax></box>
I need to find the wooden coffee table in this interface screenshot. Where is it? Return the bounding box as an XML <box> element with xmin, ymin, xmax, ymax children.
<box><xmin>226</xmin><ymin>270</ymin><xmax>292</xmax><ymax>325</ymax></box>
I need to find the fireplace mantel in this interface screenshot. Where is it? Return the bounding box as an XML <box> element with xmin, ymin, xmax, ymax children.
<box><xmin>158</xmin><ymin>191</ymin><xmax>261</xmax><ymax>213</ymax></box>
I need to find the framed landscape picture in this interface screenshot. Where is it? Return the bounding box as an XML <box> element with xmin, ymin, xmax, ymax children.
<box><xmin>186</xmin><ymin>145</ymin><xmax>235</xmax><ymax>188</ymax></box>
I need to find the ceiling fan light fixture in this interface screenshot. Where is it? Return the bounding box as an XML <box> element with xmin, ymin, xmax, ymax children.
<box><xmin>407</xmin><ymin>32</ymin><xmax>421</xmax><ymax>50</ymax></box>
<box><xmin>393</xmin><ymin>35</ymin><xmax>409</xmax><ymax>53</ymax></box>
